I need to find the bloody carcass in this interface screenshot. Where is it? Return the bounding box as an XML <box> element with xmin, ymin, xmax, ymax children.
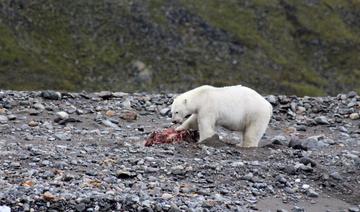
<box><xmin>144</xmin><ymin>128</ymin><xmax>199</xmax><ymax>147</ymax></box>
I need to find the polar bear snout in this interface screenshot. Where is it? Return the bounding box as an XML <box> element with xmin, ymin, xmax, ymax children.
<box><xmin>172</xmin><ymin>120</ymin><xmax>180</xmax><ymax>124</ymax></box>
<box><xmin>172</xmin><ymin>114</ymin><xmax>191</xmax><ymax>124</ymax></box>
<box><xmin>171</xmin><ymin>115</ymin><xmax>183</xmax><ymax>124</ymax></box>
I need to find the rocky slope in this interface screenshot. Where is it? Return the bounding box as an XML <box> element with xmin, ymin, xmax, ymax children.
<box><xmin>0</xmin><ymin>90</ymin><xmax>359</xmax><ymax>211</ymax></box>
<box><xmin>0</xmin><ymin>0</ymin><xmax>359</xmax><ymax>95</ymax></box>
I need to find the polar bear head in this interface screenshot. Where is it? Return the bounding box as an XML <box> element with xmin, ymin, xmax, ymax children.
<box><xmin>171</xmin><ymin>95</ymin><xmax>192</xmax><ymax>124</ymax></box>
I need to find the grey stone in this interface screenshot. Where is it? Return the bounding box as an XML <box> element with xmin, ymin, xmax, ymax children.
<box><xmin>271</xmin><ymin>135</ymin><xmax>289</xmax><ymax>145</ymax></box>
<box><xmin>41</xmin><ymin>91</ymin><xmax>62</xmax><ymax>100</ymax></box>
<box><xmin>315</xmin><ymin>116</ymin><xmax>329</xmax><ymax>125</ymax></box>
<box><xmin>267</xmin><ymin>95</ymin><xmax>278</xmax><ymax>105</ymax></box>
<box><xmin>330</xmin><ymin>172</ymin><xmax>343</xmax><ymax>181</ymax></box>
<box><xmin>7</xmin><ymin>114</ymin><xmax>16</xmax><ymax>120</ymax></box>
<box><xmin>54</xmin><ymin>133</ymin><xmax>71</xmax><ymax>141</ymax></box>
<box><xmin>33</xmin><ymin>103</ymin><xmax>45</xmax><ymax>110</ymax></box>
<box><xmin>347</xmin><ymin>91</ymin><xmax>358</xmax><ymax>98</ymax></box>
<box><xmin>95</xmin><ymin>91</ymin><xmax>113</xmax><ymax>99</ymax></box>
<box><xmin>160</xmin><ymin>107</ymin><xmax>171</xmax><ymax>116</ymax></box>
<box><xmin>291</xmin><ymin>206</ymin><xmax>305</xmax><ymax>212</ymax></box>
<box><xmin>102</xmin><ymin>119</ymin><xmax>120</xmax><ymax>129</ymax></box>
<box><xmin>349</xmin><ymin>206</ymin><xmax>360</xmax><ymax>212</ymax></box>
<box><xmin>56</xmin><ymin>111</ymin><xmax>69</xmax><ymax>120</ymax></box>
<box><xmin>350</xmin><ymin>113</ymin><xmax>359</xmax><ymax>120</ymax></box>
<box><xmin>307</xmin><ymin>189</ymin><xmax>319</xmax><ymax>197</ymax></box>
<box><xmin>0</xmin><ymin>115</ymin><xmax>8</xmax><ymax>123</ymax></box>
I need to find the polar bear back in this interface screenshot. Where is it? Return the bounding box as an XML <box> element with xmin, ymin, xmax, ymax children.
<box><xmin>189</xmin><ymin>85</ymin><xmax>272</xmax><ymax>131</ymax></box>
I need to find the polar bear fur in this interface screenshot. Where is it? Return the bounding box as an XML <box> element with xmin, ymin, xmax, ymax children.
<box><xmin>171</xmin><ymin>85</ymin><xmax>272</xmax><ymax>147</ymax></box>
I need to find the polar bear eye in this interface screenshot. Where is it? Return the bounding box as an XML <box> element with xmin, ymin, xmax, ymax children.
<box><xmin>175</xmin><ymin>112</ymin><xmax>179</xmax><ymax>114</ymax></box>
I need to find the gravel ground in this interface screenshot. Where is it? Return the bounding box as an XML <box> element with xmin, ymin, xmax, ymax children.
<box><xmin>0</xmin><ymin>90</ymin><xmax>359</xmax><ymax>212</ymax></box>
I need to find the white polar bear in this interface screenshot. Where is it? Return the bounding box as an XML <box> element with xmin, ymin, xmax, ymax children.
<box><xmin>171</xmin><ymin>85</ymin><xmax>273</xmax><ymax>147</ymax></box>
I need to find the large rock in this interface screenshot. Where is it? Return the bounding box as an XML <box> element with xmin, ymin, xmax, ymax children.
<box><xmin>41</xmin><ymin>91</ymin><xmax>62</xmax><ymax>100</ymax></box>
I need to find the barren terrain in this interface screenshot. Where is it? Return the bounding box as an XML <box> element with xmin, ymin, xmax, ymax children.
<box><xmin>0</xmin><ymin>90</ymin><xmax>359</xmax><ymax>211</ymax></box>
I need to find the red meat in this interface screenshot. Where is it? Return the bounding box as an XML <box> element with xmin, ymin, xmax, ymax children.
<box><xmin>145</xmin><ymin>128</ymin><xmax>199</xmax><ymax>147</ymax></box>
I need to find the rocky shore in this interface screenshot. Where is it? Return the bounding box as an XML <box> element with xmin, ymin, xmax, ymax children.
<box><xmin>0</xmin><ymin>90</ymin><xmax>359</xmax><ymax>211</ymax></box>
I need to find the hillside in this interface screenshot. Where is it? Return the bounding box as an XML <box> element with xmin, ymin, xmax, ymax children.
<box><xmin>0</xmin><ymin>0</ymin><xmax>359</xmax><ymax>95</ymax></box>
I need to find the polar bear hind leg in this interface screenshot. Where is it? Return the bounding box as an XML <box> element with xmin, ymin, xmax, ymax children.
<box><xmin>242</xmin><ymin>118</ymin><xmax>269</xmax><ymax>147</ymax></box>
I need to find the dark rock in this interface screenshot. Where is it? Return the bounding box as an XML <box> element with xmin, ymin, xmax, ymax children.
<box><xmin>289</xmin><ymin>137</ymin><xmax>307</xmax><ymax>151</ymax></box>
<box><xmin>116</xmin><ymin>170</ymin><xmax>137</xmax><ymax>179</ymax></box>
<box><xmin>41</xmin><ymin>91</ymin><xmax>62</xmax><ymax>100</ymax></box>
<box><xmin>347</xmin><ymin>91</ymin><xmax>358</xmax><ymax>98</ymax></box>
<box><xmin>302</xmin><ymin>137</ymin><xmax>329</xmax><ymax>150</ymax></box>
<box><xmin>283</xmin><ymin>165</ymin><xmax>297</xmax><ymax>175</ymax></box>
<box><xmin>271</xmin><ymin>135</ymin><xmax>289</xmax><ymax>146</ymax></box>
<box><xmin>29</xmin><ymin>109</ymin><xmax>41</xmax><ymax>116</ymax></box>
<box><xmin>299</xmin><ymin>157</ymin><xmax>317</xmax><ymax>167</ymax></box>
<box><xmin>95</xmin><ymin>91</ymin><xmax>113</xmax><ymax>99</ymax></box>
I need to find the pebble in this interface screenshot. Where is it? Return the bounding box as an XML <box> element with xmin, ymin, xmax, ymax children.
<box><xmin>95</xmin><ymin>91</ymin><xmax>113</xmax><ymax>99</ymax></box>
<box><xmin>292</xmin><ymin>206</ymin><xmax>305</xmax><ymax>212</ymax></box>
<box><xmin>29</xmin><ymin>109</ymin><xmax>41</xmax><ymax>116</ymax></box>
<box><xmin>276</xmin><ymin>209</ymin><xmax>289</xmax><ymax>212</ymax></box>
<box><xmin>116</xmin><ymin>170</ymin><xmax>136</xmax><ymax>179</ymax></box>
<box><xmin>0</xmin><ymin>206</ymin><xmax>11</xmax><ymax>212</ymax></box>
<box><xmin>28</xmin><ymin>120</ymin><xmax>39</xmax><ymax>127</ymax></box>
<box><xmin>271</xmin><ymin>135</ymin><xmax>289</xmax><ymax>145</ymax></box>
<box><xmin>56</xmin><ymin>111</ymin><xmax>69</xmax><ymax>120</ymax></box>
<box><xmin>267</xmin><ymin>95</ymin><xmax>278</xmax><ymax>105</ymax></box>
<box><xmin>33</xmin><ymin>103</ymin><xmax>45</xmax><ymax>110</ymax></box>
<box><xmin>350</xmin><ymin>113</ymin><xmax>359</xmax><ymax>120</ymax></box>
<box><xmin>54</xmin><ymin>133</ymin><xmax>71</xmax><ymax>141</ymax></box>
<box><xmin>161</xmin><ymin>193</ymin><xmax>174</xmax><ymax>200</ymax></box>
<box><xmin>299</xmin><ymin>157</ymin><xmax>317</xmax><ymax>167</ymax></box>
<box><xmin>330</xmin><ymin>172</ymin><xmax>343</xmax><ymax>181</ymax></box>
<box><xmin>42</xmin><ymin>192</ymin><xmax>56</xmax><ymax>201</ymax></box>
<box><xmin>302</xmin><ymin>136</ymin><xmax>329</xmax><ymax>150</ymax></box>
<box><xmin>102</xmin><ymin>119</ymin><xmax>120</xmax><ymax>129</ymax></box>
<box><xmin>307</xmin><ymin>189</ymin><xmax>319</xmax><ymax>197</ymax></box>
<box><xmin>339</xmin><ymin>126</ymin><xmax>348</xmax><ymax>133</ymax></box>
<box><xmin>347</xmin><ymin>91</ymin><xmax>358</xmax><ymax>98</ymax></box>
<box><xmin>0</xmin><ymin>115</ymin><xmax>8</xmax><ymax>123</ymax></box>
<box><xmin>314</xmin><ymin>116</ymin><xmax>329</xmax><ymax>125</ymax></box>
<box><xmin>7</xmin><ymin>114</ymin><xmax>16</xmax><ymax>120</ymax></box>
<box><xmin>349</xmin><ymin>206</ymin><xmax>360</xmax><ymax>212</ymax></box>
<box><xmin>120</xmin><ymin>111</ymin><xmax>137</xmax><ymax>121</ymax></box>
<box><xmin>105</xmin><ymin>110</ymin><xmax>116</xmax><ymax>117</ymax></box>
<box><xmin>160</xmin><ymin>107</ymin><xmax>171</xmax><ymax>116</ymax></box>
<box><xmin>25</xmin><ymin>134</ymin><xmax>34</xmax><ymax>141</ymax></box>
<box><xmin>302</xmin><ymin>184</ymin><xmax>310</xmax><ymax>190</ymax></box>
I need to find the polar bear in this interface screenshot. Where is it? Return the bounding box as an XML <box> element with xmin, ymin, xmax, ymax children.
<box><xmin>171</xmin><ymin>85</ymin><xmax>272</xmax><ymax>147</ymax></box>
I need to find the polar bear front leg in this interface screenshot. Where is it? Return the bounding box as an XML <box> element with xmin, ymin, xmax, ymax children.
<box><xmin>175</xmin><ymin>114</ymin><xmax>198</xmax><ymax>131</ymax></box>
<box><xmin>198</xmin><ymin>115</ymin><xmax>216</xmax><ymax>142</ymax></box>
